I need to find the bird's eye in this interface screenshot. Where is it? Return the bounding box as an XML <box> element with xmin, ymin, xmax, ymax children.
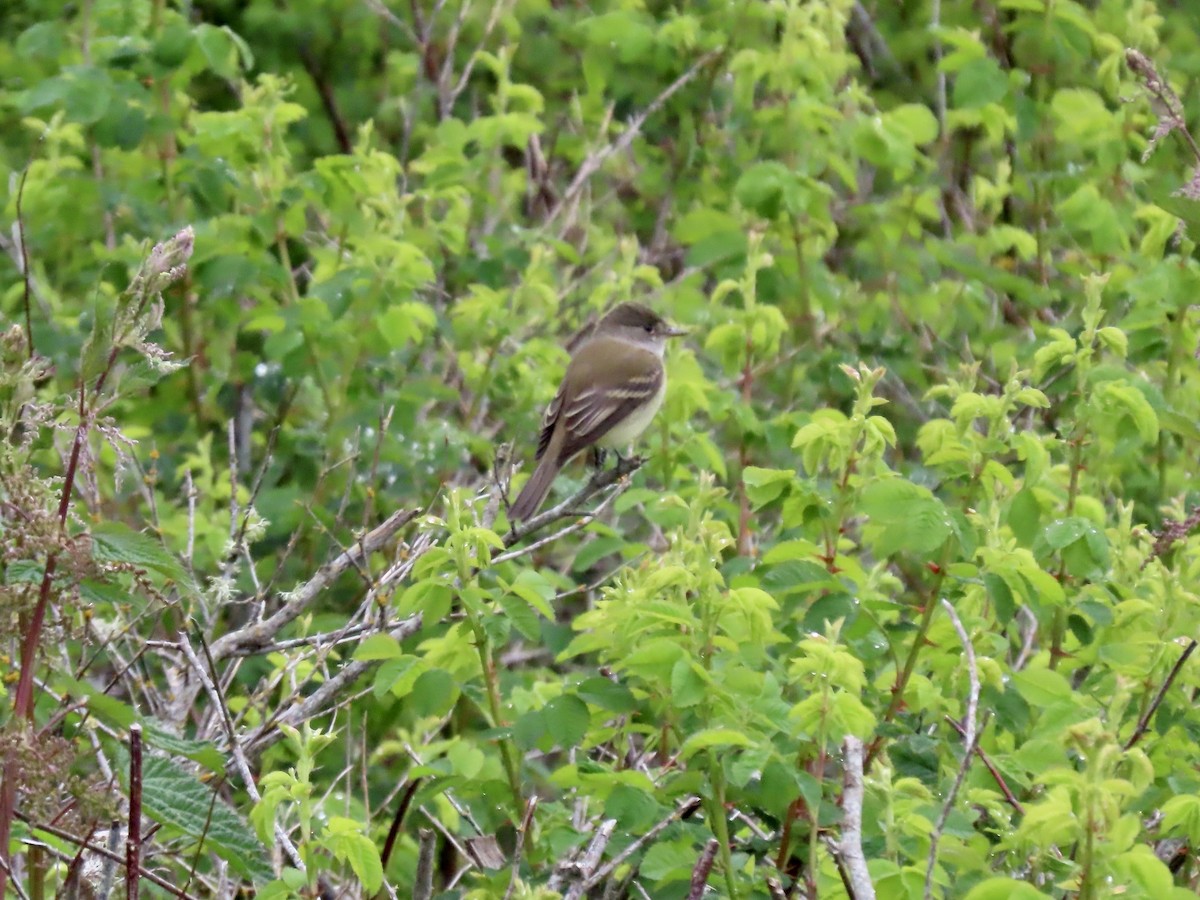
<box><xmin>643</xmin><ymin>323</ymin><xmax>655</xmax><ymax>333</ymax></box>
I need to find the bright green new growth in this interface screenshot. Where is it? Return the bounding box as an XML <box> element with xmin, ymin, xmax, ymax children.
<box><xmin>2</xmin><ymin>0</ymin><xmax>1200</xmax><ymax>897</ymax></box>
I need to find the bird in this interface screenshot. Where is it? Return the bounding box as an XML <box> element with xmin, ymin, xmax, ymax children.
<box><xmin>508</xmin><ymin>302</ymin><xmax>687</xmax><ymax>520</ymax></box>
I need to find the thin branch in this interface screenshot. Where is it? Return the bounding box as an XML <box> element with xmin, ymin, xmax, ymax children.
<box><xmin>838</xmin><ymin>737</ymin><xmax>874</xmax><ymax>900</ymax></box>
<box><xmin>504</xmin><ymin>455</ymin><xmax>643</xmax><ymax>547</ymax></box>
<box><xmin>547</xmin><ymin>48</ymin><xmax>724</xmax><ymax>224</ymax></box>
<box><xmin>244</xmin><ymin>613</ymin><xmax>423</xmax><ymax>755</ymax></box>
<box><xmin>502</xmin><ymin>796</ymin><xmax>539</xmax><ymax>900</ymax></box>
<box><xmin>492</xmin><ymin>481</ymin><xmax>624</xmax><ymax>564</ymax></box>
<box><xmin>13</xmin><ymin>813</ymin><xmax>200</xmax><ymax>900</ymax></box>
<box><xmin>379</xmin><ymin>779</ymin><xmax>423</xmax><ymax>878</ymax></box>
<box><xmin>179</xmin><ymin>632</ymin><xmax>306</xmax><ymax>874</ymax></box>
<box><xmin>1125</xmin><ymin>639</ymin><xmax>1197</xmax><ymax>750</ymax></box>
<box><xmin>413</xmin><ymin>828</ymin><xmax>436</xmax><ymax>900</ymax></box>
<box><xmin>946</xmin><ymin>715</ymin><xmax>1022</xmax><ymax>814</ymax></box>
<box><xmin>126</xmin><ymin>725</ymin><xmax>143</xmax><ymax>900</ymax></box>
<box><xmin>207</xmin><ymin>507</ymin><xmax>419</xmax><ymax>659</ymax></box>
<box><xmin>562</xmin><ymin>819</ymin><xmax>616</xmax><ymax>900</ymax></box>
<box><xmin>687</xmin><ymin>839</ymin><xmax>719</xmax><ymax>900</ymax></box>
<box><xmin>16</xmin><ymin>163</ymin><xmax>33</xmax><ymax>358</ymax></box>
<box><xmin>581</xmin><ymin>797</ymin><xmax>702</xmax><ymax>891</ymax></box>
<box><xmin>925</xmin><ymin>600</ymin><xmax>980</xmax><ymax>900</ymax></box>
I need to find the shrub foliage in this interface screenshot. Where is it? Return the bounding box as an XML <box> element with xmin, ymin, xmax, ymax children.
<box><xmin>3</xmin><ymin>0</ymin><xmax>1200</xmax><ymax>897</ymax></box>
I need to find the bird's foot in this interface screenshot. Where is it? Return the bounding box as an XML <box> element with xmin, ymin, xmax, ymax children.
<box><xmin>589</xmin><ymin>446</ymin><xmax>609</xmax><ymax>470</ymax></box>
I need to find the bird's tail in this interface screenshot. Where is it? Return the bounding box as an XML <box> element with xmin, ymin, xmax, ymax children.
<box><xmin>510</xmin><ymin>453</ymin><xmax>560</xmax><ymax>521</ymax></box>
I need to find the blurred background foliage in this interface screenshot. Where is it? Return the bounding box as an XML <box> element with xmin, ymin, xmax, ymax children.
<box><xmin>5</xmin><ymin>0</ymin><xmax>1200</xmax><ymax>896</ymax></box>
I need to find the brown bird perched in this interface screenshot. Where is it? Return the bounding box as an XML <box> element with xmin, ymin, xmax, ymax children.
<box><xmin>509</xmin><ymin>303</ymin><xmax>687</xmax><ymax>520</ymax></box>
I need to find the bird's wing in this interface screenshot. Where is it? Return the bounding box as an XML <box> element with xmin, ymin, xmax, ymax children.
<box><xmin>556</xmin><ymin>341</ymin><xmax>664</xmax><ymax>461</ymax></box>
<box><xmin>534</xmin><ymin>384</ymin><xmax>564</xmax><ymax>461</ymax></box>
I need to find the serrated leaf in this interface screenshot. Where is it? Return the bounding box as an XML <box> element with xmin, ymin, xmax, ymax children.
<box><xmin>121</xmin><ymin>753</ymin><xmax>272</xmax><ymax>883</ymax></box>
<box><xmin>496</xmin><ymin>590</ymin><xmax>541</xmax><ymax>640</ymax></box>
<box><xmin>325</xmin><ymin>817</ymin><xmax>383</xmax><ymax>892</ymax></box>
<box><xmin>91</xmin><ymin>521</ymin><xmax>197</xmax><ymax>594</ymax></box>
<box><xmin>543</xmin><ymin>694</ymin><xmax>589</xmax><ymax>748</ymax></box>
<box><xmin>669</xmin><ymin>657</ymin><xmax>710</xmax><ymax>708</ymax></box>
<box><xmin>861</xmin><ymin>478</ymin><xmax>952</xmax><ymax>556</ymax></box>
<box><xmin>141</xmin><ymin>718</ymin><xmax>225</xmax><ymax>774</ymax></box>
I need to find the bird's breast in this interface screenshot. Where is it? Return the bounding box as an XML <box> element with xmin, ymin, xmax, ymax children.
<box><xmin>596</xmin><ymin>377</ymin><xmax>667</xmax><ymax>449</ymax></box>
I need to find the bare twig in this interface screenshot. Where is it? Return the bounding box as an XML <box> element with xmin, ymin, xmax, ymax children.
<box><xmin>547</xmin><ymin>49</ymin><xmax>724</xmax><ymax>225</ymax></box>
<box><xmin>581</xmin><ymin>797</ymin><xmax>702</xmax><ymax>891</ymax></box>
<box><xmin>414</xmin><ymin>828</ymin><xmax>436</xmax><ymax>900</ymax></box>
<box><xmin>503</xmin><ymin>796</ymin><xmax>539</xmax><ymax>900</ymax></box>
<box><xmin>504</xmin><ymin>455</ymin><xmax>643</xmax><ymax>547</ymax></box>
<box><xmin>126</xmin><ymin>725</ymin><xmax>142</xmax><ymax>900</ymax></box>
<box><xmin>244</xmin><ymin>612</ymin><xmax>423</xmax><ymax>755</ymax></box>
<box><xmin>13</xmin><ymin>813</ymin><xmax>200</xmax><ymax>900</ymax></box>
<box><xmin>1014</xmin><ymin>605</ymin><xmax>1038</xmax><ymax>672</ymax></box>
<box><xmin>687</xmin><ymin>839</ymin><xmax>720</xmax><ymax>900</ymax></box>
<box><xmin>1125</xmin><ymin>638</ymin><xmax>1197</xmax><ymax>750</ymax></box>
<box><xmin>946</xmin><ymin>715</ymin><xmax>1022</xmax><ymax>814</ymax></box>
<box><xmin>925</xmin><ymin>600</ymin><xmax>980</xmax><ymax>899</ymax></box>
<box><xmin>492</xmin><ymin>482</ymin><xmax>625</xmax><ymax>564</ymax></box>
<box><xmin>206</xmin><ymin>507</ymin><xmax>419</xmax><ymax>660</ymax></box>
<box><xmin>16</xmin><ymin>164</ymin><xmax>33</xmax><ymax>358</ymax></box>
<box><xmin>178</xmin><ymin>632</ymin><xmax>306</xmax><ymax>873</ymax></box>
<box><xmin>838</xmin><ymin>737</ymin><xmax>874</xmax><ymax>900</ymax></box>
<box><xmin>379</xmin><ymin>779</ymin><xmax>422</xmax><ymax>872</ymax></box>
<box><xmin>562</xmin><ymin>819</ymin><xmax>616</xmax><ymax>900</ymax></box>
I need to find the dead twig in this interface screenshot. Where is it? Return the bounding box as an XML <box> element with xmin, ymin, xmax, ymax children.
<box><xmin>502</xmin><ymin>796</ymin><xmax>539</xmax><ymax>900</ymax></box>
<box><xmin>925</xmin><ymin>600</ymin><xmax>980</xmax><ymax>900</ymax></box>
<box><xmin>838</xmin><ymin>737</ymin><xmax>874</xmax><ymax>900</ymax></box>
<box><xmin>414</xmin><ymin>828</ymin><xmax>437</xmax><ymax>900</ymax></box>
<box><xmin>126</xmin><ymin>725</ymin><xmax>143</xmax><ymax>900</ymax></box>
<box><xmin>581</xmin><ymin>797</ymin><xmax>703</xmax><ymax>891</ymax></box>
<box><xmin>687</xmin><ymin>839</ymin><xmax>720</xmax><ymax>900</ymax></box>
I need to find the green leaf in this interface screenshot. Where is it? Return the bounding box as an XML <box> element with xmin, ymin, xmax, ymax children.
<box><xmin>888</xmin><ymin>103</ymin><xmax>939</xmax><ymax>145</ymax></box>
<box><xmin>576</xmin><ymin>677</ymin><xmax>637</xmax><ymax>713</ymax></box>
<box><xmin>1007</xmin><ymin>489</ymin><xmax>1042</xmax><ymax>546</ymax></box>
<box><xmin>91</xmin><ymin>521</ymin><xmax>197</xmax><ymax>594</ymax></box>
<box><xmin>378</xmin><ymin>301</ymin><xmax>437</xmax><ymax>349</ymax></box>
<box><xmin>1034</xmin><ymin>517</ymin><xmax>1110</xmax><ymax>578</ymax></box>
<box><xmin>141</xmin><ymin>719</ymin><xmax>226</xmax><ymax>774</ymax></box>
<box><xmin>352</xmin><ymin>634</ymin><xmax>403</xmax><ymax>661</ymax></box>
<box><xmin>679</xmin><ymin>728</ymin><xmax>753</xmax><ymax>760</ymax></box>
<box><xmin>735</xmin><ymin>161</ymin><xmax>791</xmax><ymax>218</ymax></box>
<box><xmin>410</xmin><ymin>668</ymin><xmax>458</xmax><ymax>717</ymax></box>
<box><xmin>861</xmin><ymin>478</ymin><xmax>952</xmax><ymax>556</ymax></box>
<box><xmin>964</xmin><ymin>879</ymin><xmax>1051</xmax><ymax>899</ymax></box>
<box><xmin>507</xmin><ymin>569</ymin><xmax>556</xmax><ymax>619</ymax></box>
<box><xmin>324</xmin><ymin>817</ymin><xmax>383</xmax><ymax>892</ymax></box>
<box><xmin>122</xmin><ymin>754</ymin><xmax>272</xmax><ymax>883</ymax></box>
<box><xmin>1012</xmin><ymin>668</ymin><xmax>1072</xmax><ymax>707</ymax></box>
<box><xmin>741</xmin><ymin>466</ymin><xmax>795</xmax><ymax>507</ymax></box>
<box><xmin>669</xmin><ymin>657</ymin><xmax>710</xmax><ymax>708</ymax></box>
<box><xmin>497</xmin><ymin>590</ymin><xmax>541</xmax><ymax>640</ymax></box>
<box><xmin>543</xmin><ymin>694</ymin><xmax>590</xmax><ymax>748</ymax></box>
<box><xmin>953</xmin><ymin>57</ymin><xmax>1008</xmax><ymax>108</ymax></box>
<box><xmin>1096</xmin><ymin>381</ymin><xmax>1159</xmax><ymax>444</ymax></box>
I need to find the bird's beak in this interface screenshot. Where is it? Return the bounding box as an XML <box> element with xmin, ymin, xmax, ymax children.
<box><xmin>663</xmin><ymin>324</ymin><xmax>688</xmax><ymax>338</ymax></box>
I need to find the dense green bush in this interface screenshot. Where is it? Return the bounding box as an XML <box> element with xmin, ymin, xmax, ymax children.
<box><xmin>3</xmin><ymin>0</ymin><xmax>1200</xmax><ymax>897</ymax></box>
